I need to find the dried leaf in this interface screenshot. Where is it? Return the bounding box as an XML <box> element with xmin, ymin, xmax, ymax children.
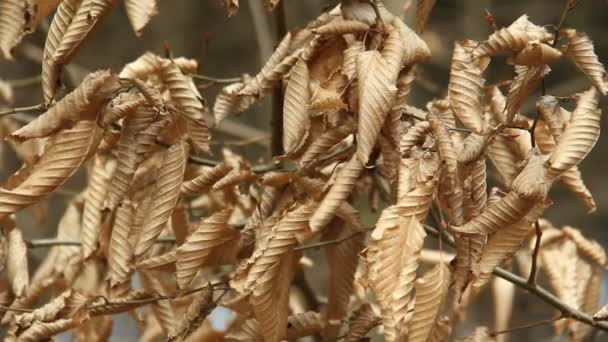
<box><xmin>408</xmin><ymin>263</ymin><xmax>451</xmax><ymax>342</ymax></box>
<box><xmin>6</xmin><ymin>226</ymin><xmax>29</xmax><ymax>297</ymax></box>
<box><xmin>176</xmin><ymin>209</ymin><xmax>239</xmax><ymax>289</ymax></box>
<box><xmin>224</xmin><ymin>0</ymin><xmax>238</xmax><ymax>17</ymax></box>
<box><xmin>511</xmin><ymin>40</ymin><xmax>562</xmax><ymax>66</ymax></box>
<box><xmin>12</xmin><ymin>70</ymin><xmax>120</xmax><ymax>141</ymax></box>
<box><xmin>505</xmin><ymin>65</ymin><xmax>550</xmax><ymax>124</ymax></box>
<box><xmin>124</xmin><ymin>0</ymin><xmax>158</xmax><ymax>36</ymax></box>
<box><xmin>108</xmin><ymin>200</ymin><xmax>135</xmax><ymax>286</ymax></box>
<box><xmin>0</xmin><ymin>0</ymin><xmax>32</xmax><ymax>60</ymax></box>
<box><xmin>169</xmin><ymin>285</ymin><xmax>215</xmax><ymax>341</ymax></box>
<box><xmin>81</xmin><ymin>156</ymin><xmax>113</xmax><ymax>258</ymax></box>
<box><xmin>473</xmin><ymin>14</ymin><xmax>552</xmax><ymax>58</ymax></box>
<box><xmin>286</xmin><ymin>311</ymin><xmax>326</xmax><ymax>340</ymax></box>
<box><xmin>322</xmin><ymin>221</ymin><xmax>365</xmax><ymax>340</ymax></box>
<box><xmin>367</xmin><ymin>215</ymin><xmax>426</xmax><ymax>341</ymax></box>
<box><xmin>344</xmin><ymin>303</ymin><xmax>381</xmax><ymax>342</ymax></box>
<box><xmin>0</xmin><ymin>120</ymin><xmax>101</xmax><ymax>220</ymax></box>
<box><xmin>472</xmin><ymin>201</ymin><xmax>549</xmax><ymax>287</ymax></box>
<box><xmin>309</xmin><ymin>154</ymin><xmax>363</xmax><ymax>232</ymax></box>
<box><xmin>53</xmin><ymin>0</ymin><xmax>115</xmax><ymax>64</ymax></box>
<box><xmin>161</xmin><ymin>59</ymin><xmax>210</xmax><ymax>153</ymax></box>
<box><xmin>562</xmin><ymin>28</ymin><xmax>607</xmax><ymax>94</ymax></box>
<box><xmin>448</xmin><ymin>40</ymin><xmax>488</xmax><ymax>133</ymax></box>
<box><xmin>546</xmin><ymin>87</ymin><xmax>601</xmax><ymax>180</ymax></box>
<box><xmin>312</xmin><ymin>19</ymin><xmax>370</xmax><ymax>36</ymax></box>
<box><xmin>283</xmin><ymin>58</ymin><xmax>311</xmax><ymax>154</ymax></box>
<box><xmin>134</xmin><ymin>141</ymin><xmax>188</xmax><ymax>259</ymax></box>
<box><xmin>356</xmin><ymin>50</ymin><xmax>398</xmax><ymax>164</ymax></box>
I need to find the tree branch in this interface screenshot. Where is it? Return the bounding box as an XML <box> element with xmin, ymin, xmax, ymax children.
<box><xmin>422</xmin><ymin>224</ymin><xmax>608</xmax><ymax>332</ymax></box>
<box><xmin>528</xmin><ymin>221</ymin><xmax>542</xmax><ymax>285</ymax></box>
<box><xmin>189</xmin><ymin>74</ymin><xmax>243</xmax><ymax>84</ymax></box>
<box><xmin>0</xmin><ymin>103</ymin><xmax>46</xmax><ymax>117</ymax></box>
<box><xmin>270</xmin><ymin>0</ymin><xmax>287</xmax><ymax>157</ymax></box>
<box><xmin>490</xmin><ymin>315</ymin><xmax>565</xmax><ymax>336</ymax></box>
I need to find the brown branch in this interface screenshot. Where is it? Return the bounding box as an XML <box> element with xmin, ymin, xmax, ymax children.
<box><xmin>528</xmin><ymin>221</ymin><xmax>542</xmax><ymax>285</ymax></box>
<box><xmin>294</xmin><ymin>227</ymin><xmax>374</xmax><ymax>251</ymax></box>
<box><xmin>189</xmin><ymin>74</ymin><xmax>243</xmax><ymax>84</ymax></box>
<box><xmin>270</xmin><ymin>0</ymin><xmax>287</xmax><ymax>157</ymax></box>
<box><xmin>0</xmin><ymin>103</ymin><xmax>46</xmax><ymax>117</ymax></box>
<box><xmin>422</xmin><ymin>224</ymin><xmax>608</xmax><ymax>332</ymax></box>
<box><xmin>490</xmin><ymin>315</ymin><xmax>565</xmax><ymax>336</ymax></box>
<box><xmin>25</xmin><ymin>236</ymin><xmax>177</xmax><ymax>249</ymax></box>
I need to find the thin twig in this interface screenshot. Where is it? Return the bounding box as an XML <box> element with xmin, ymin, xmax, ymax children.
<box><xmin>189</xmin><ymin>74</ymin><xmax>243</xmax><ymax>84</ymax></box>
<box><xmin>422</xmin><ymin>224</ymin><xmax>608</xmax><ymax>332</ymax></box>
<box><xmin>0</xmin><ymin>103</ymin><xmax>46</xmax><ymax>117</ymax></box>
<box><xmin>0</xmin><ymin>306</ymin><xmax>34</xmax><ymax>313</ymax></box>
<box><xmin>294</xmin><ymin>227</ymin><xmax>374</xmax><ymax>251</ymax></box>
<box><xmin>25</xmin><ymin>236</ymin><xmax>177</xmax><ymax>248</ymax></box>
<box><xmin>528</xmin><ymin>221</ymin><xmax>542</xmax><ymax>285</ymax></box>
<box><xmin>270</xmin><ymin>0</ymin><xmax>287</xmax><ymax>157</ymax></box>
<box><xmin>490</xmin><ymin>315</ymin><xmax>565</xmax><ymax>336</ymax></box>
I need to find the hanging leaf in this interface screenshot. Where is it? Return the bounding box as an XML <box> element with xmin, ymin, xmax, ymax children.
<box><xmin>408</xmin><ymin>263</ymin><xmax>451</xmax><ymax>342</ymax></box>
<box><xmin>124</xmin><ymin>0</ymin><xmax>158</xmax><ymax>36</ymax></box>
<box><xmin>561</xmin><ymin>28</ymin><xmax>607</xmax><ymax>95</ymax></box>
<box><xmin>282</xmin><ymin>58</ymin><xmax>311</xmax><ymax>154</ymax></box>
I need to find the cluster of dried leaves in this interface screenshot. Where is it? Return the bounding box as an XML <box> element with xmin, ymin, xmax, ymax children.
<box><xmin>0</xmin><ymin>0</ymin><xmax>607</xmax><ymax>341</ymax></box>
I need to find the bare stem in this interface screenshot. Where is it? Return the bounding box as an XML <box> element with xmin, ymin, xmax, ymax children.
<box><xmin>294</xmin><ymin>227</ymin><xmax>374</xmax><ymax>251</ymax></box>
<box><xmin>270</xmin><ymin>0</ymin><xmax>287</xmax><ymax>157</ymax></box>
<box><xmin>0</xmin><ymin>103</ymin><xmax>46</xmax><ymax>117</ymax></box>
<box><xmin>25</xmin><ymin>236</ymin><xmax>176</xmax><ymax>249</ymax></box>
<box><xmin>528</xmin><ymin>221</ymin><xmax>542</xmax><ymax>285</ymax></box>
<box><xmin>490</xmin><ymin>315</ymin><xmax>564</xmax><ymax>336</ymax></box>
<box><xmin>189</xmin><ymin>74</ymin><xmax>243</xmax><ymax>84</ymax></box>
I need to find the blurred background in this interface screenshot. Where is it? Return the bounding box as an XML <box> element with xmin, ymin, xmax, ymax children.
<box><xmin>1</xmin><ymin>0</ymin><xmax>607</xmax><ymax>340</ymax></box>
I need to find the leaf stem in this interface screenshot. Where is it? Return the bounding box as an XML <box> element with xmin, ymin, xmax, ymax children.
<box><xmin>490</xmin><ymin>315</ymin><xmax>564</xmax><ymax>336</ymax></box>
<box><xmin>527</xmin><ymin>221</ymin><xmax>542</xmax><ymax>285</ymax></box>
<box><xmin>0</xmin><ymin>103</ymin><xmax>46</xmax><ymax>117</ymax></box>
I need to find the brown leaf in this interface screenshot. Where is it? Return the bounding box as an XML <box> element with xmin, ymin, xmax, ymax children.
<box><xmin>124</xmin><ymin>0</ymin><xmax>158</xmax><ymax>36</ymax></box>
<box><xmin>505</xmin><ymin>65</ymin><xmax>550</xmax><ymax>124</ymax></box>
<box><xmin>356</xmin><ymin>50</ymin><xmax>398</xmax><ymax>164</ymax></box>
<box><xmin>472</xmin><ymin>201</ymin><xmax>549</xmax><ymax>287</ymax></box>
<box><xmin>473</xmin><ymin>14</ymin><xmax>552</xmax><ymax>58</ymax></box>
<box><xmin>12</xmin><ymin>70</ymin><xmax>120</xmax><ymax>141</ymax></box>
<box><xmin>448</xmin><ymin>40</ymin><xmax>488</xmax><ymax>134</ymax></box>
<box><xmin>0</xmin><ymin>0</ymin><xmax>32</xmax><ymax>60</ymax></box>
<box><xmin>176</xmin><ymin>209</ymin><xmax>239</xmax><ymax>289</ymax></box>
<box><xmin>224</xmin><ymin>0</ymin><xmax>238</xmax><ymax>17</ymax></box>
<box><xmin>53</xmin><ymin>0</ymin><xmax>116</xmax><ymax>64</ymax></box>
<box><xmin>309</xmin><ymin>154</ymin><xmax>363</xmax><ymax>232</ymax></box>
<box><xmin>511</xmin><ymin>40</ymin><xmax>562</xmax><ymax>66</ymax></box>
<box><xmin>321</xmin><ymin>220</ymin><xmax>365</xmax><ymax>340</ymax></box>
<box><xmin>108</xmin><ymin>200</ymin><xmax>135</xmax><ymax>287</ymax></box>
<box><xmin>134</xmin><ymin>141</ymin><xmax>188</xmax><ymax>259</ymax></box>
<box><xmin>408</xmin><ymin>263</ymin><xmax>451</xmax><ymax>342</ymax></box>
<box><xmin>562</xmin><ymin>28</ymin><xmax>607</xmax><ymax>94</ymax></box>
<box><xmin>312</xmin><ymin>19</ymin><xmax>370</xmax><ymax>36</ymax></box>
<box><xmin>0</xmin><ymin>120</ymin><xmax>101</xmax><ymax>220</ymax></box>
<box><xmin>282</xmin><ymin>58</ymin><xmax>311</xmax><ymax>154</ymax></box>
<box><xmin>161</xmin><ymin>58</ymin><xmax>210</xmax><ymax>153</ymax></box>
<box><xmin>6</xmin><ymin>225</ymin><xmax>29</xmax><ymax>297</ymax></box>
<box><xmin>169</xmin><ymin>285</ymin><xmax>215</xmax><ymax>341</ymax></box>
<box><xmin>81</xmin><ymin>156</ymin><xmax>114</xmax><ymax>258</ymax></box>
<box><xmin>367</xmin><ymin>215</ymin><xmax>426</xmax><ymax>341</ymax></box>
<box><xmin>344</xmin><ymin>303</ymin><xmax>381</xmax><ymax>342</ymax></box>
<box><xmin>546</xmin><ymin>87</ymin><xmax>601</xmax><ymax>180</ymax></box>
